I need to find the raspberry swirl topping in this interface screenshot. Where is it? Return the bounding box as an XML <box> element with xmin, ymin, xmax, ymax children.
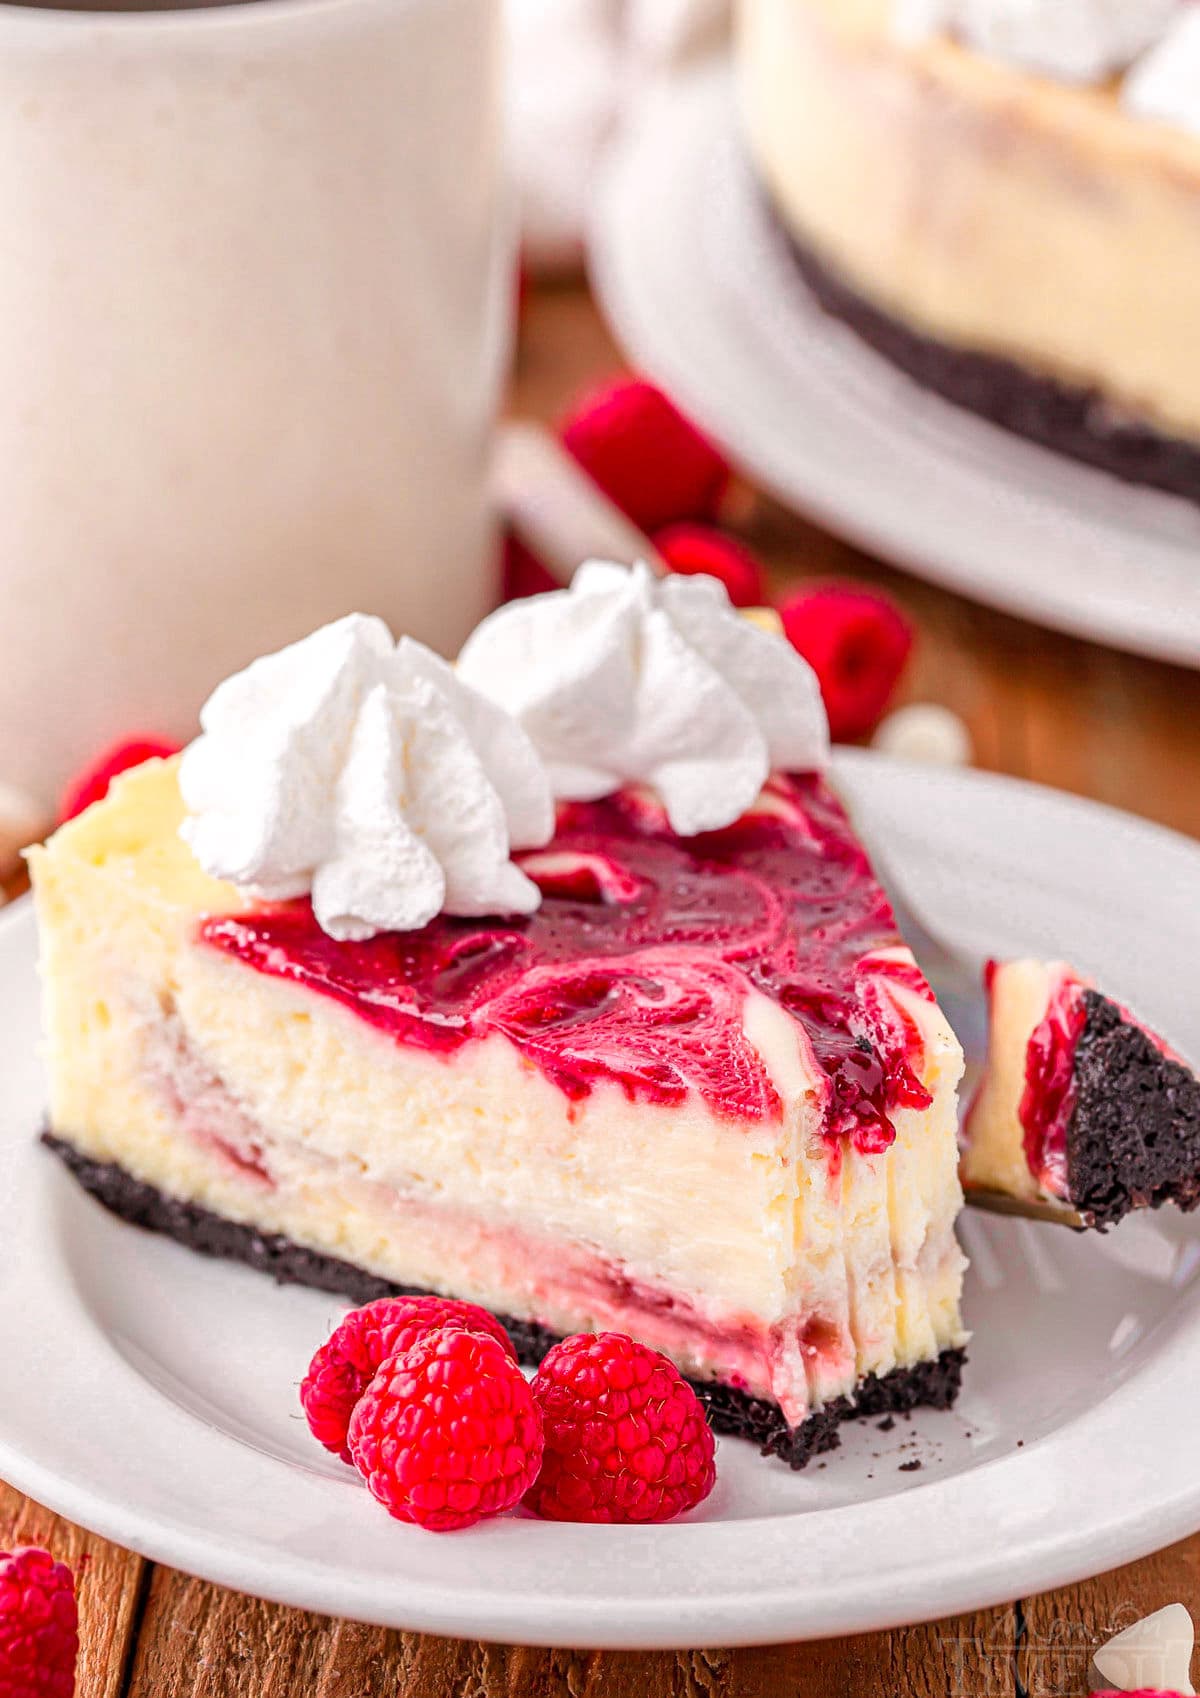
<box><xmin>203</xmin><ymin>772</ymin><xmax>934</xmax><ymax>1151</ymax></box>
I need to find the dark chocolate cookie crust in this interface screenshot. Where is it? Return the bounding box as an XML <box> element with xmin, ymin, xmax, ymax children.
<box><xmin>42</xmin><ymin>1131</ymin><xmax>965</xmax><ymax>1470</ymax></box>
<box><xmin>780</xmin><ymin>218</ymin><xmax>1200</xmax><ymax>506</ymax></box>
<box><xmin>1067</xmin><ymin>992</ymin><xmax>1200</xmax><ymax>1229</ymax></box>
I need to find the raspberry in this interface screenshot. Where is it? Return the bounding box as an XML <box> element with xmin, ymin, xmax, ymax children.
<box><xmin>348</xmin><ymin>1329</ymin><xmax>543</xmax><ymax>1532</ymax></box>
<box><xmin>524</xmin><ymin>1332</ymin><xmax>716</xmax><ymax>1524</ymax></box>
<box><xmin>0</xmin><ymin>1547</ymin><xmax>78</xmax><ymax>1698</ymax></box>
<box><xmin>653</xmin><ymin>523</ymin><xmax>766</xmax><ymax>609</ymax></box>
<box><xmin>778</xmin><ymin>585</ymin><xmax>913</xmax><ymax>744</ymax></box>
<box><xmin>560</xmin><ymin>377</ymin><xmax>730</xmax><ymax>532</ymax></box>
<box><xmin>59</xmin><ymin>736</ymin><xmax>182</xmax><ymax>823</ymax></box>
<box><xmin>301</xmin><ymin>1296</ymin><xmax>517</xmax><ymax>1464</ymax></box>
<box><xmin>501</xmin><ymin>534</ymin><xmax>560</xmax><ymax>604</ymax></box>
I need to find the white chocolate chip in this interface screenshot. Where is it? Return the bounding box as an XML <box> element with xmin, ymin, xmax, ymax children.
<box><xmin>872</xmin><ymin>703</ymin><xmax>973</xmax><ymax>768</ymax></box>
<box><xmin>1091</xmin><ymin>1602</ymin><xmax>1195</xmax><ymax>1694</ymax></box>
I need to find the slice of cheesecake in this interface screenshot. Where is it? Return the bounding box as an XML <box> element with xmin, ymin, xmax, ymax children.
<box><xmin>31</xmin><ymin>755</ymin><xmax>967</xmax><ymax>1468</ymax></box>
<box><xmin>963</xmin><ymin>960</ymin><xmax>1200</xmax><ymax>1229</ymax></box>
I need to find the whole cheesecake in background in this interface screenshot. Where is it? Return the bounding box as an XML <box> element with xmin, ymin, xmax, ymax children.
<box><xmin>30</xmin><ymin>572</ymin><xmax>970</xmax><ymax>1470</ymax></box>
<box><xmin>735</xmin><ymin>0</ymin><xmax>1200</xmax><ymax>499</ymax></box>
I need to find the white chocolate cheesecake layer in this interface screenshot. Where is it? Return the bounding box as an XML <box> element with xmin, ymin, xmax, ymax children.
<box><xmin>737</xmin><ymin>0</ymin><xmax>1200</xmax><ymax>442</ymax></box>
<box><xmin>961</xmin><ymin>959</ymin><xmax>1069</xmax><ymax>1204</ymax></box>
<box><xmin>32</xmin><ymin>759</ymin><xmax>967</xmax><ymax>1425</ymax></box>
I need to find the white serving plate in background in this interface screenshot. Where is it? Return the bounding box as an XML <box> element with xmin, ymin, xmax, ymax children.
<box><xmin>590</xmin><ymin>71</ymin><xmax>1200</xmax><ymax>671</ymax></box>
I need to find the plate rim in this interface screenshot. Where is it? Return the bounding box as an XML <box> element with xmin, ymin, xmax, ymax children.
<box><xmin>587</xmin><ymin>68</ymin><xmax>1200</xmax><ymax>672</ymax></box>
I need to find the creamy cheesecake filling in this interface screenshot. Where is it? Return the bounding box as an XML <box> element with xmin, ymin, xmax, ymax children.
<box><xmin>46</xmin><ymin>918</ymin><xmax>965</xmax><ymax>1423</ymax></box>
<box><xmin>142</xmin><ymin>1006</ymin><xmax>802</xmax><ymax>1403</ymax></box>
<box><xmin>962</xmin><ymin>959</ymin><xmax>1079</xmax><ymax>1202</ymax></box>
<box><xmin>32</xmin><ymin>758</ymin><xmax>967</xmax><ymax>1430</ymax></box>
<box><xmin>737</xmin><ymin>0</ymin><xmax>1200</xmax><ymax>443</ymax></box>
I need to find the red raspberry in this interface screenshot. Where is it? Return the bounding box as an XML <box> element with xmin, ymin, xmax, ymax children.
<box><xmin>501</xmin><ymin>534</ymin><xmax>559</xmax><ymax>604</ymax></box>
<box><xmin>0</xmin><ymin>1547</ymin><xmax>78</xmax><ymax>1698</ymax></box>
<box><xmin>524</xmin><ymin>1332</ymin><xmax>716</xmax><ymax>1524</ymax></box>
<box><xmin>653</xmin><ymin>523</ymin><xmax>766</xmax><ymax>609</ymax></box>
<box><xmin>59</xmin><ymin>736</ymin><xmax>182</xmax><ymax>823</ymax></box>
<box><xmin>778</xmin><ymin>585</ymin><xmax>913</xmax><ymax>743</ymax></box>
<box><xmin>301</xmin><ymin>1296</ymin><xmax>517</xmax><ymax>1464</ymax></box>
<box><xmin>348</xmin><ymin>1329</ymin><xmax>543</xmax><ymax>1532</ymax></box>
<box><xmin>560</xmin><ymin>377</ymin><xmax>730</xmax><ymax>532</ymax></box>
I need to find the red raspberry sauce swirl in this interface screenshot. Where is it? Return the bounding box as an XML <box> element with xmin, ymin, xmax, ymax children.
<box><xmin>200</xmin><ymin>774</ymin><xmax>933</xmax><ymax>1152</ymax></box>
<box><xmin>1018</xmin><ymin>971</ymin><xmax>1088</xmax><ymax>1195</ymax></box>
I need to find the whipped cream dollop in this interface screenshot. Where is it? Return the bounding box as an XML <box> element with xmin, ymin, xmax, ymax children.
<box><xmin>1123</xmin><ymin>8</ymin><xmax>1200</xmax><ymax>136</ymax></box>
<box><xmin>893</xmin><ymin>0</ymin><xmax>1182</xmax><ymax>82</ymax></box>
<box><xmin>180</xmin><ymin>614</ymin><xmax>554</xmax><ymax>940</ymax></box>
<box><xmin>457</xmin><ymin>561</ymin><xmax>829</xmax><ymax>836</ymax></box>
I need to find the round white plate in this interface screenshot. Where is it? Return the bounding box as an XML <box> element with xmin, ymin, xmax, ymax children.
<box><xmin>589</xmin><ymin>70</ymin><xmax>1200</xmax><ymax>671</ymax></box>
<box><xmin>3</xmin><ymin>753</ymin><xmax>1200</xmax><ymax>1648</ymax></box>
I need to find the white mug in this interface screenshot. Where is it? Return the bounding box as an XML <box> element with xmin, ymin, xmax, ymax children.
<box><xmin>0</xmin><ymin>0</ymin><xmax>513</xmax><ymax>813</ymax></box>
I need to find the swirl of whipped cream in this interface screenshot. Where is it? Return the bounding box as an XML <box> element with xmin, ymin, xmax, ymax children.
<box><xmin>893</xmin><ymin>0</ymin><xmax>1181</xmax><ymax>82</ymax></box>
<box><xmin>180</xmin><ymin>614</ymin><xmax>554</xmax><ymax>941</ymax></box>
<box><xmin>456</xmin><ymin>561</ymin><xmax>829</xmax><ymax>836</ymax></box>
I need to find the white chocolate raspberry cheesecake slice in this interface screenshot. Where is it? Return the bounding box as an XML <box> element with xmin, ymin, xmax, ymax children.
<box><xmin>31</xmin><ymin>577</ymin><xmax>969</xmax><ymax>1467</ymax></box>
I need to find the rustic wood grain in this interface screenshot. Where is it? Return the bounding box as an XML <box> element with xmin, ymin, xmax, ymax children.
<box><xmin>123</xmin><ymin>1568</ymin><xmax>1015</xmax><ymax>1698</ymax></box>
<box><xmin>1021</xmin><ymin>1532</ymin><xmax>1200</xmax><ymax>1697</ymax></box>
<box><xmin>4</xmin><ymin>281</ymin><xmax>1200</xmax><ymax>1692</ymax></box>
<box><xmin>1</xmin><ymin>1481</ymin><xmax>145</xmax><ymax>1698</ymax></box>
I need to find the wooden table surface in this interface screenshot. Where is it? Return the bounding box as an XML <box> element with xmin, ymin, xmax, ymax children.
<box><xmin>5</xmin><ymin>281</ymin><xmax>1200</xmax><ymax>1695</ymax></box>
